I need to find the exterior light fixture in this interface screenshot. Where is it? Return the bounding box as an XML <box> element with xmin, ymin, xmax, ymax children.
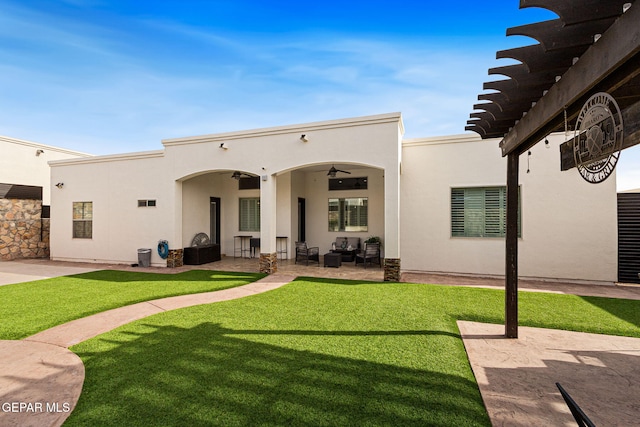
<box><xmin>220</xmin><ymin>143</ymin><xmax>228</xmax><ymax>150</ymax></box>
<box><xmin>300</xmin><ymin>134</ymin><xmax>308</xmax><ymax>142</ymax></box>
<box><xmin>36</xmin><ymin>149</ymin><xmax>44</xmax><ymax>156</ymax></box>
<box><xmin>55</xmin><ymin>182</ymin><xmax>64</xmax><ymax>189</ymax></box>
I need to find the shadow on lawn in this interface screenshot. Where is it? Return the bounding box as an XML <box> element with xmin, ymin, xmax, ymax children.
<box><xmin>68</xmin><ymin>323</ymin><xmax>490</xmax><ymax>426</ymax></box>
<box><xmin>580</xmin><ymin>296</ymin><xmax>640</xmax><ymax>328</ymax></box>
<box><xmin>67</xmin><ymin>270</ymin><xmax>265</xmax><ymax>283</ymax></box>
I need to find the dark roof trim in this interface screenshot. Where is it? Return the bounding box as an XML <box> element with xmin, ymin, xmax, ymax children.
<box><xmin>0</xmin><ymin>183</ymin><xmax>43</xmax><ymax>200</ymax></box>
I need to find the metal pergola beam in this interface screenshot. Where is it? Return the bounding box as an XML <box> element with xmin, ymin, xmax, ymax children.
<box><xmin>499</xmin><ymin>3</ymin><xmax>640</xmax><ymax>157</ymax></box>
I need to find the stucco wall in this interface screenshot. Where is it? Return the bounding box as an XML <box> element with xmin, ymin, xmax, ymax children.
<box><xmin>182</xmin><ymin>173</ymin><xmax>222</xmax><ymax>247</ymax></box>
<box><xmin>400</xmin><ymin>133</ymin><xmax>618</xmax><ymax>284</ymax></box>
<box><xmin>48</xmin><ymin>114</ymin><xmax>617</xmax><ymax>283</ymax></box>
<box><xmin>50</xmin><ymin>151</ymin><xmax>174</xmax><ymax>266</ymax></box>
<box><xmin>50</xmin><ymin>113</ymin><xmax>403</xmax><ymax>265</ymax></box>
<box><xmin>0</xmin><ymin>136</ymin><xmax>89</xmax><ymax>205</ymax></box>
<box><xmin>164</xmin><ymin>113</ymin><xmax>403</xmax><ymax>257</ymax></box>
<box><xmin>305</xmin><ymin>167</ymin><xmax>385</xmax><ymax>254</ymax></box>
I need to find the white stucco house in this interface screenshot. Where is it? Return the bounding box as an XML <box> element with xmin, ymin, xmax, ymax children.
<box><xmin>0</xmin><ymin>136</ymin><xmax>89</xmax><ymax>260</ymax></box>
<box><xmin>47</xmin><ymin>112</ymin><xmax>617</xmax><ymax>284</ymax></box>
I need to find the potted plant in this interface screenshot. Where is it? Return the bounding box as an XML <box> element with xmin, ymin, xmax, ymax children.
<box><xmin>364</xmin><ymin>236</ymin><xmax>382</xmax><ymax>248</ymax></box>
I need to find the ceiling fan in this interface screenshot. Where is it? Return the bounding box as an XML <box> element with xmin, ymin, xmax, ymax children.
<box><xmin>231</xmin><ymin>171</ymin><xmax>253</xmax><ymax>180</ymax></box>
<box><xmin>327</xmin><ymin>165</ymin><xmax>351</xmax><ymax>177</ymax></box>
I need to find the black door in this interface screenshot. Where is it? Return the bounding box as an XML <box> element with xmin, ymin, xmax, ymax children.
<box><xmin>298</xmin><ymin>197</ymin><xmax>306</xmax><ymax>242</ymax></box>
<box><xmin>210</xmin><ymin>197</ymin><xmax>221</xmax><ymax>245</ymax></box>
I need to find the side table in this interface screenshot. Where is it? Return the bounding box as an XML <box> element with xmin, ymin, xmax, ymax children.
<box><xmin>324</xmin><ymin>252</ymin><xmax>342</xmax><ymax>268</ymax></box>
<box><xmin>331</xmin><ymin>249</ymin><xmax>357</xmax><ymax>263</ymax></box>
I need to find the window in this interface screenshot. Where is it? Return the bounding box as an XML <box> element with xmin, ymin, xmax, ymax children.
<box><xmin>451</xmin><ymin>187</ymin><xmax>520</xmax><ymax>238</ymax></box>
<box><xmin>73</xmin><ymin>201</ymin><xmax>92</xmax><ymax>238</ymax></box>
<box><xmin>239</xmin><ymin>198</ymin><xmax>260</xmax><ymax>231</ymax></box>
<box><xmin>239</xmin><ymin>176</ymin><xmax>260</xmax><ymax>190</ymax></box>
<box><xmin>138</xmin><ymin>199</ymin><xmax>156</xmax><ymax>207</ymax></box>
<box><xmin>328</xmin><ymin>198</ymin><xmax>368</xmax><ymax>232</ymax></box>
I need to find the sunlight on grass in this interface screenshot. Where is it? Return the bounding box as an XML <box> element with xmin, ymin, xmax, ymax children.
<box><xmin>0</xmin><ymin>270</ymin><xmax>264</xmax><ymax>339</ymax></box>
<box><xmin>67</xmin><ymin>278</ymin><xmax>640</xmax><ymax>426</ymax></box>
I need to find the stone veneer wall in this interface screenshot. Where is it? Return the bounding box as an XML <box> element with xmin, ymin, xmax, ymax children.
<box><xmin>0</xmin><ymin>199</ymin><xmax>49</xmax><ymax>260</ymax></box>
<box><xmin>167</xmin><ymin>248</ymin><xmax>184</xmax><ymax>268</ymax></box>
<box><xmin>383</xmin><ymin>258</ymin><xmax>400</xmax><ymax>282</ymax></box>
<box><xmin>259</xmin><ymin>252</ymin><xmax>278</xmax><ymax>274</ymax></box>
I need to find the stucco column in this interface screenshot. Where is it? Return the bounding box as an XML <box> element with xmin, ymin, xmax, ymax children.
<box><xmin>171</xmin><ymin>180</ymin><xmax>184</xmax><ymax>267</ymax></box>
<box><xmin>259</xmin><ymin>174</ymin><xmax>277</xmax><ymax>273</ymax></box>
<box><xmin>384</xmin><ymin>164</ymin><xmax>401</xmax><ymax>281</ymax></box>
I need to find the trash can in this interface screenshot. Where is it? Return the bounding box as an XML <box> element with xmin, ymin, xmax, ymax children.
<box><xmin>137</xmin><ymin>248</ymin><xmax>152</xmax><ymax>267</ymax></box>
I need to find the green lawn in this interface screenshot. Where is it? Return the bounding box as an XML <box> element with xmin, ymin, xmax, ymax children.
<box><xmin>64</xmin><ymin>278</ymin><xmax>640</xmax><ymax>426</ymax></box>
<box><xmin>0</xmin><ymin>270</ymin><xmax>264</xmax><ymax>340</ymax></box>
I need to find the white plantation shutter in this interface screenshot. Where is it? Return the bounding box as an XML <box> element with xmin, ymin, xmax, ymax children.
<box><xmin>484</xmin><ymin>187</ymin><xmax>505</xmax><ymax>237</ymax></box>
<box><xmin>451</xmin><ymin>189</ymin><xmax>465</xmax><ymax>236</ymax></box>
<box><xmin>239</xmin><ymin>198</ymin><xmax>260</xmax><ymax>231</ymax></box>
<box><xmin>451</xmin><ymin>187</ymin><xmax>520</xmax><ymax>238</ymax></box>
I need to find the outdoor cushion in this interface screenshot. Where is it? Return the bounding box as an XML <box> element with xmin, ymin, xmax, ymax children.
<box><xmin>335</xmin><ymin>237</ymin><xmax>360</xmax><ymax>250</ymax></box>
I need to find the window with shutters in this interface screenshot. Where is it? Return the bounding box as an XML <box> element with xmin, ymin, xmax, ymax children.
<box><xmin>72</xmin><ymin>201</ymin><xmax>93</xmax><ymax>239</ymax></box>
<box><xmin>239</xmin><ymin>198</ymin><xmax>260</xmax><ymax>231</ymax></box>
<box><xmin>328</xmin><ymin>197</ymin><xmax>368</xmax><ymax>232</ymax></box>
<box><xmin>451</xmin><ymin>187</ymin><xmax>520</xmax><ymax>238</ymax></box>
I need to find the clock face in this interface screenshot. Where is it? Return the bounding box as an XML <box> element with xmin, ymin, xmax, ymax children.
<box><xmin>573</xmin><ymin>92</ymin><xmax>623</xmax><ymax>184</ymax></box>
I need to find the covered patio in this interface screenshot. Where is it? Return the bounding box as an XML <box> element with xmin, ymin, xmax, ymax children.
<box><xmin>169</xmin><ymin>113</ymin><xmax>403</xmax><ymax>279</ymax></box>
<box><xmin>179</xmin><ymin>162</ymin><xmax>386</xmax><ymax>274</ymax></box>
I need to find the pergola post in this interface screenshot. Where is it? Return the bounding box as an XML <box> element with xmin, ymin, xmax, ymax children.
<box><xmin>466</xmin><ymin>0</ymin><xmax>640</xmax><ymax>340</ymax></box>
<box><xmin>505</xmin><ymin>152</ymin><xmax>519</xmax><ymax>338</ymax></box>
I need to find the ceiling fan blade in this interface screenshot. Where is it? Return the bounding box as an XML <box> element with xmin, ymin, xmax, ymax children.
<box><xmin>327</xmin><ymin>165</ymin><xmax>351</xmax><ymax>176</ymax></box>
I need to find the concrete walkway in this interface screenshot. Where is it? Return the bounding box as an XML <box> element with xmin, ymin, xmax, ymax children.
<box><xmin>0</xmin><ymin>260</ymin><xmax>100</xmax><ymax>286</ymax></box>
<box><xmin>459</xmin><ymin>321</ymin><xmax>640</xmax><ymax>426</ymax></box>
<box><xmin>2</xmin><ymin>260</ymin><xmax>640</xmax><ymax>426</ymax></box>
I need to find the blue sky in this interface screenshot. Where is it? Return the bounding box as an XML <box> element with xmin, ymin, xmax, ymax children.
<box><xmin>1</xmin><ymin>0</ymin><xmax>638</xmax><ymax>189</ymax></box>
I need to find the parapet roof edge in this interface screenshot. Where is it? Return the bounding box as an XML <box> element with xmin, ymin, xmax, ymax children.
<box><xmin>0</xmin><ymin>135</ymin><xmax>92</xmax><ymax>157</ymax></box>
<box><xmin>403</xmin><ymin>132</ymin><xmax>495</xmax><ymax>147</ymax></box>
<box><xmin>162</xmin><ymin>112</ymin><xmax>403</xmax><ymax>146</ymax></box>
<box><xmin>49</xmin><ymin>150</ymin><xmax>165</xmax><ymax>167</ymax></box>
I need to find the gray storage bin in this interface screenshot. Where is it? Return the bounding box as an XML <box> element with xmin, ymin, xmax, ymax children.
<box><xmin>137</xmin><ymin>248</ymin><xmax>152</xmax><ymax>267</ymax></box>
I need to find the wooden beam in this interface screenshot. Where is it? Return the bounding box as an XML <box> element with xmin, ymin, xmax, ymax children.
<box><xmin>560</xmin><ymin>98</ymin><xmax>640</xmax><ymax>170</ymax></box>
<box><xmin>500</xmin><ymin>3</ymin><xmax>640</xmax><ymax>157</ymax></box>
<box><xmin>520</xmin><ymin>0</ymin><xmax>632</xmax><ymax>25</ymax></box>
<box><xmin>505</xmin><ymin>153</ymin><xmax>519</xmax><ymax>338</ymax></box>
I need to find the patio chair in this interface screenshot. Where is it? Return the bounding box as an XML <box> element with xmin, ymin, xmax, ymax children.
<box><xmin>295</xmin><ymin>241</ymin><xmax>320</xmax><ymax>266</ymax></box>
<box><xmin>355</xmin><ymin>243</ymin><xmax>381</xmax><ymax>269</ymax></box>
